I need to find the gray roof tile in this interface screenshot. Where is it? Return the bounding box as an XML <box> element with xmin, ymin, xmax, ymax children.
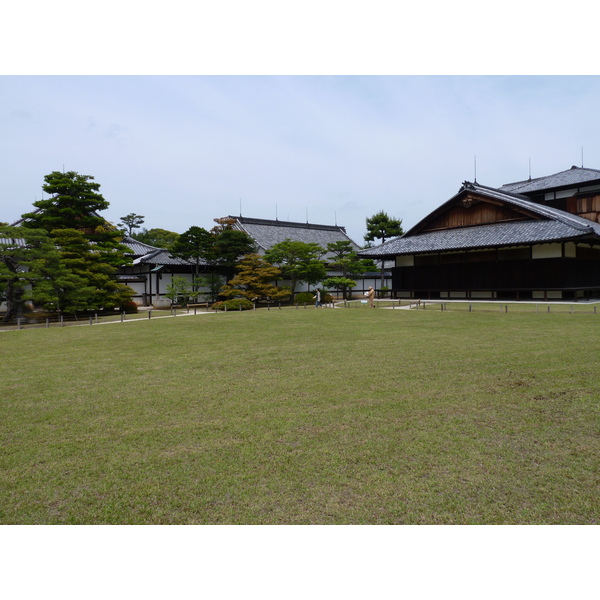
<box><xmin>360</xmin><ymin>181</ymin><xmax>600</xmax><ymax>258</ymax></box>
<box><xmin>500</xmin><ymin>166</ymin><xmax>600</xmax><ymax>194</ymax></box>
<box><xmin>229</xmin><ymin>216</ymin><xmax>360</xmax><ymax>258</ymax></box>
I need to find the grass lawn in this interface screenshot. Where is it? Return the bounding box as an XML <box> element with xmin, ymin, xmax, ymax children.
<box><xmin>1</xmin><ymin>306</ymin><xmax>599</xmax><ymax>524</ymax></box>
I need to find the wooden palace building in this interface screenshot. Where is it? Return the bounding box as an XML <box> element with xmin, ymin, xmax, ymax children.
<box><xmin>359</xmin><ymin>166</ymin><xmax>600</xmax><ymax>301</ymax></box>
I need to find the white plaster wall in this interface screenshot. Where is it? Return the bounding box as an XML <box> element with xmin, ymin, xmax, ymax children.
<box><xmin>532</xmin><ymin>243</ymin><xmax>562</xmax><ymax>259</ymax></box>
<box><xmin>396</xmin><ymin>255</ymin><xmax>414</xmax><ymax>267</ymax></box>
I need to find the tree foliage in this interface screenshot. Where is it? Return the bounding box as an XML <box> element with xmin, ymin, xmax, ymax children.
<box><xmin>364</xmin><ymin>211</ymin><xmax>403</xmax><ymax>287</ymax></box>
<box><xmin>325</xmin><ymin>240</ymin><xmax>376</xmax><ymax>299</ymax></box>
<box><xmin>165</xmin><ymin>276</ymin><xmax>192</xmax><ymax>305</ymax></box>
<box><xmin>263</xmin><ymin>239</ymin><xmax>326</xmax><ymax>295</ymax></box>
<box><xmin>16</xmin><ymin>171</ymin><xmax>133</xmax><ymax>313</ymax></box>
<box><xmin>364</xmin><ymin>210</ymin><xmax>403</xmax><ymax>245</ymax></box>
<box><xmin>131</xmin><ymin>228</ymin><xmax>180</xmax><ymax>250</ymax></box>
<box><xmin>119</xmin><ymin>213</ymin><xmax>145</xmax><ymax>236</ymax></box>
<box><xmin>23</xmin><ymin>171</ymin><xmax>110</xmax><ymax>233</ymax></box>
<box><xmin>0</xmin><ymin>226</ymin><xmax>82</xmax><ymax>321</ymax></box>
<box><xmin>51</xmin><ymin>228</ymin><xmax>134</xmax><ymax>311</ymax></box>
<box><xmin>209</xmin><ymin>229</ymin><xmax>257</xmax><ymax>280</ymax></box>
<box><xmin>220</xmin><ymin>254</ymin><xmax>289</xmax><ymax>303</ymax></box>
<box><xmin>322</xmin><ymin>276</ymin><xmax>357</xmax><ymax>300</ymax></box>
<box><xmin>170</xmin><ymin>226</ymin><xmax>213</xmax><ymax>284</ymax></box>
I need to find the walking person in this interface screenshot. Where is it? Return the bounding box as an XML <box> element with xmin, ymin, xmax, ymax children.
<box><xmin>367</xmin><ymin>286</ymin><xmax>375</xmax><ymax>308</ymax></box>
<box><xmin>313</xmin><ymin>288</ymin><xmax>321</xmax><ymax>308</ymax></box>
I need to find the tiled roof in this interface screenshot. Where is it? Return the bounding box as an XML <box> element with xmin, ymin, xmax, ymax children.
<box><xmin>121</xmin><ymin>236</ymin><xmax>196</xmax><ymax>267</ymax></box>
<box><xmin>0</xmin><ymin>236</ymin><xmax>27</xmax><ymax>248</ymax></box>
<box><xmin>121</xmin><ymin>236</ymin><xmax>163</xmax><ymax>257</ymax></box>
<box><xmin>500</xmin><ymin>166</ymin><xmax>600</xmax><ymax>194</ymax></box>
<box><xmin>360</xmin><ymin>221</ymin><xmax>598</xmax><ymax>257</ymax></box>
<box><xmin>229</xmin><ymin>216</ymin><xmax>360</xmax><ymax>259</ymax></box>
<box><xmin>359</xmin><ymin>181</ymin><xmax>600</xmax><ymax>258</ymax></box>
<box><xmin>131</xmin><ymin>248</ymin><xmax>193</xmax><ymax>267</ymax></box>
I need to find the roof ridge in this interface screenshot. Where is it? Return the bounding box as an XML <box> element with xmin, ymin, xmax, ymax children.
<box><xmin>230</xmin><ymin>215</ymin><xmax>346</xmax><ymax>233</ymax></box>
<box><xmin>467</xmin><ymin>182</ymin><xmax>594</xmax><ymax>233</ymax></box>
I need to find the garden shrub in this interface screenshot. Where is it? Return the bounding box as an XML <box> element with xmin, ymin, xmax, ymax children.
<box><xmin>120</xmin><ymin>300</ymin><xmax>139</xmax><ymax>314</ymax></box>
<box><xmin>294</xmin><ymin>292</ymin><xmax>315</xmax><ymax>304</ymax></box>
<box><xmin>212</xmin><ymin>298</ymin><xmax>254</xmax><ymax>311</ymax></box>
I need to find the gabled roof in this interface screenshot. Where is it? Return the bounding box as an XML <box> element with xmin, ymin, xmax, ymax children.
<box><xmin>359</xmin><ymin>181</ymin><xmax>600</xmax><ymax>258</ymax></box>
<box><xmin>120</xmin><ymin>236</ymin><xmax>195</xmax><ymax>267</ymax></box>
<box><xmin>499</xmin><ymin>166</ymin><xmax>600</xmax><ymax>194</ymax></box>
<box><xmin>228</xmin><ymin>216</ymin><xmax>360</xmax><ymax>258</ymax></box>
<box><xmin>121</xmin><ymin>236</ymin><xmax>164</xmax><ymax>258</ymax></box>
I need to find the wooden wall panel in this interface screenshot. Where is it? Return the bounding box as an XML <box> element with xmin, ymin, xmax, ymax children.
<box><xmin>423</xmin><ymin>202</ymin><xmax>529</xmax><ymax>232</ymax></box>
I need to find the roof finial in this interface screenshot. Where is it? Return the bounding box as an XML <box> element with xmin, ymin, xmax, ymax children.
<box><xmin>582</xmin><ymin>146</ymin><xmax>584</xmax><ymax>168</ymax></box>
<box><xmin>528</xmin><ymin>158</ymin><xmax>531</xmax><ymax>181</ymax></box>
<box><xmin>474</xmin><ymin>155</ymin><xmax>477</xmax><ymax>183</ymax></box>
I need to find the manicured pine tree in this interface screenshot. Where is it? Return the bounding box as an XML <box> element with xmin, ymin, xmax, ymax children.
<box><xmin>0</xmin><ymin>226</ymin><xmax>89</xmax><ymax>321</ymax></box>
<box><xmin>220</xmin><ymin>254</ymin><xmax>289</xmax><ymax>303</ymax></box>
<box><xmin>263</xmin><ymin>239</ymin><xmax>326</xmax><ymax>297</ymax></box>
<box><xmin>119</xmin><ymin>213</ymin><xmax>145</xmax><ymax>236</ymax></box>
<box><xmin>20</xmin><ymin>171</ymin><xmax>133</xmax><ymax>312</ymax></box>
<box><xmin>364</xmin><ymin>211</ymin><xmax>403</xmax><ymax>287</ymax></box>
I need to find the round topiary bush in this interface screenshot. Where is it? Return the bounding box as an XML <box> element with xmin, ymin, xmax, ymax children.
<box><xmin>120</xmin><ymin>300</ymin><xmax>139</xmax><ymax>314</ymax></box>
<box><xmin>212</xmin><ymin>298</ymin><xmax>254</xmax><ymax>311</ymax></box>
<box><xmin>294</xmin><ymin>292</ymin><xmax>315</xmax><ymax>305</ymax></box>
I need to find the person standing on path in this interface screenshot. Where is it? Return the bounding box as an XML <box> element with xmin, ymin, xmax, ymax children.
<box><xmin>313</xmin><ymin>288</ymin><xmax>321</xmax><ymax>308</ymax></box>
<box><xmin>367</xmin><ymin>286</ymin><xmax>375</xmax><ymax>308</ymax></box>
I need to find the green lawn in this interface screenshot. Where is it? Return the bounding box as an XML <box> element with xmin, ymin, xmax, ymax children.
<box><xmin>1</xmin><ymin>306</ymin><xmax>599</xmax><ymax>524</ymax></box>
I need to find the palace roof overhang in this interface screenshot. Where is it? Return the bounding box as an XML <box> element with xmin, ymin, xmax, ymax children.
<box><xmin>229</xmin><ymin>216</ymin><xmax>360</xmax><ymax>258</ymax></box>
<box><xmin>499</xmin><ymin>166</ymin><xmax>600</xmax><ymax>195</ymax></box>
<box><xmin>358</xmin><ymin>181</ymin><xmax>600</xmax><ymax>259</ymax></box>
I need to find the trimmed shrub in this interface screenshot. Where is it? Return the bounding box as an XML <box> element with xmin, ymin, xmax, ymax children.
<box><xmin>294</xmin><ymin>292</ymin><xmax>315</xmax><ymax>305</ymax></box>
<box><xmin>120</xmin><ymin>300</ymin><xmax>139</xmax><ymax>314</ymax></box>
<box><xmin>212</xmin><ymin>298</ymin><xmax>254</xmax><ymax>311</ymax></box>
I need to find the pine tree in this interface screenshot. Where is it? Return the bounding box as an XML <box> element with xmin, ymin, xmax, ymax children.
<box><xmin>0</xmin><ymin>226</ymin><xmax>88</xmax><ymax>321</ymax></box>
<box><xmin>220</xmin><ymin>254</ymin><xmax>289</xmax><ymax>303</ymax></box>
<box><xmin>19</xmin><ymin>171</ymin><xmax>133</xmax><ymax>311</ymax></box>
<box><xmin>264</xmin><ymin>239</ymin><xmax>326</xmax><ymax>296</ymax></box>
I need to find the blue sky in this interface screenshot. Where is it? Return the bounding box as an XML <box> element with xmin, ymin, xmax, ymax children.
<box><xmin>4</xmin><ymin>75</ymin><xmax>600</xmax><ymax>245</ymax></box>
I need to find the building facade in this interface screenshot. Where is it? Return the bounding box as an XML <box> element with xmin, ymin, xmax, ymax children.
<box><xmin>359</xmin><ymin>167</ymin><xmax>600</xmax><ymax>300</ymax></box>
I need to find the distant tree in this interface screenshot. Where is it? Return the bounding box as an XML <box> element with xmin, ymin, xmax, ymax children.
<box><xmin>131</xmin><ymin>228</ymin><xmax>180</xmax><ymax>250</ymax></box>
<box><xmin>364</xmin><ymin>210</ymin><xmax>403</xmax><ymax>245</ymax></box>
<box><xmin>0</xmin><ymin>226</ymin><xmax>86</xmax><ymax>322</ymax></box>
<box><xmin>323</xmin><ymin>241</ymin><xmax>377</xmax><ymax>300</ymax></box>
<box><xmin>210</xmin><ymin>217</ymin><xmax>237</xmax><ymax>234</ymax></box>
<box><xmin>326</xmin><ymin>240</ymin><xmax>377</xmax><ymax>299</ymax></box>
<box><xmin>193</xmin><ymin>273</ymin><xmax>224</xmax><ymax>303</ymax></box>
<box><xmin>51</xmin><ymin>228</ymin><xmax>134</xmax><ymax>312</ymax></box>
<box><xmin>364</xmin><ymin>211</ymin><xmax>403</xmax><ymax>286</ymax></box>
<box><xmin>208</xmin><ymin>229</ymin><xmax>256</xmax><ymax>281</ymax></box>
<box><xmin>19</xmin><ymin>171</ymin><xmax>133</xmax><ymax>312</ymax></box>
<box><xmin>119</xmin><ymin>213</ymin><xmax>145</xmax><ymax>236</ymax></box>
<box><xmin>22</xmin><ymin>171</ymin><xmax>110</xmax><ymax>233</ymax></box>
<box><xmin>264</xmin><ymin>239</ymin><xmax>326</xmax><ymax>297</ymax></box>
<box><xmin>170</xmin><ymin>226</ymin><xmax>213</xmax><ymax>286</ymax></box>
<box><xmin>322</xmin><ymin>276</ymin><xmax>357</xmax><ymax>300</ymax></box>
<box><xmin>220</xmin><ymin>254</ymin><xmax>289</xmax><ymax>303</ymax></box>
<box><xmin>165</xmin><ymin>276</ymin><xmax>192</xmax><ymax>306</ymax></box>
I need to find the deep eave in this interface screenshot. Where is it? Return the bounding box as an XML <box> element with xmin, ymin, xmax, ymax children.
<box><xmin>228</xmin><ymin>215</ymin><xmax>360</xmax><ymax>257</ymax></box>
<box><xmin>359</xmin><ymin>181</ymin><xmax>600</xmax><ymax>259</ymax></box>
